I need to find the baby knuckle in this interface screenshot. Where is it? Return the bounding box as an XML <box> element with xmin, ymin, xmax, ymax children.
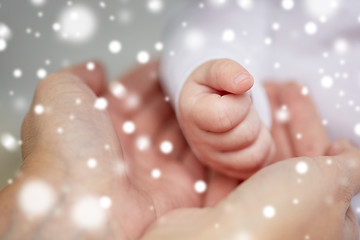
<box><xmin>244</xmin><ymin>143</ymin><xmax>270</xmax><ymax>171</ymax></box>
<box><xmin>213</xmin><ymin>59</ymin><xmax>237</xmax><ymax>81</ymax></box>
<box><xmin>191</xmin><ymin>99</ymin><xmax>209</xmax><ymax>121</ymax></box>
<box><xmin>179</xmin><ymin>96</ymin><xmax>192</xmax><ymax>118</ymax></box>
<box><xmin>215</xmin><ymin>107</ymin><xmax>234</xmax><ymax>132</ymax></box>
<box><xmin>241</xmin><ymin>117</ymin><xmax>261</xmax><ymax>144</ymax></box>
<box><xmin>255</xmin><ymin>143</ymin><xmax>270</xmax><ymax>161</ymax></box>
<box><xmin>246</xmin><ymin>155</ymin><xmax>265</xmax><ymax>172</ymax></box>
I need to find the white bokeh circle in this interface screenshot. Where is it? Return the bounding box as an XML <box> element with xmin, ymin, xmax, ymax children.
<box><xmin>57</xmin><ymin>5</ymin><xmax>97</xmax><ymax>43</ymax></box>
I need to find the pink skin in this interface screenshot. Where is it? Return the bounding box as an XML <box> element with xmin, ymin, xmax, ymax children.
<box><xmin>0</xmin><ymin>62</ymin><xmax>242</xmax><ymax>239</ymax></box>
<box><xmin>1</xmin><ymin>61</ymin><xmax>359</xmax><ymax>239</ymax></box>
<box><xmin>179</xmin><ymin>59</ymin><xmax>275</xmax><ymax>179</ymax></box>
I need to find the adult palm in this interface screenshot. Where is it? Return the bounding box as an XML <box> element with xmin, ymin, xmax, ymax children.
<box><xmin>0</xmin><ymin>62</ymin><xmax>238</xmax><ymax>240</ymax></box>
<box><xmin>99</xmin><ymin>61</ymin><xmax>241</xmax><ymax>238</ymax></box>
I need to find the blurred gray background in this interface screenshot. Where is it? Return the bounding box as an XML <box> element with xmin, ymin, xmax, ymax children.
<box><xmin>0</xmin><ymin>0</ymin><xmax>186</xmax><ymax>189</ymax></box>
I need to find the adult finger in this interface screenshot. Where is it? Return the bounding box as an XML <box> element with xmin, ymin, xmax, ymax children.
<box><xmin>21</xmin><ymin>73</ymin><xmax>123</xmax><ymax>169</ymax></box>
<box><xmin>264</xmin><ymin>82</ymin><xmax>293</xmax><ymax>161</ymax></box>
<box><xmin>279</xmin><ymin>82</ymin><xmax>330</xmax><ymax>157</ymax></box>
<box><xmin>111</xmin><ymin>94</ymin><xmax>172</xmax><ymax>149</ymax></box>
<box><xmin>153</xmin><ymin>117</ymin><xmax>188</xmax><ymax>162</ymax></box>
<box><xmin>61</xmin><ymin>61</ymin><xmax>108</xmax><ymax>96</ymax></box>
<box><xmin>105</xmin><ymin>61</ymin><xmax>160</xmax><ymax>117</ymax></box>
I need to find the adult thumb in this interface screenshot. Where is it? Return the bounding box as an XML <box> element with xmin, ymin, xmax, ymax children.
<box><xmin>20</xmin><ymin>63</ymin><xmax>123</xmax><ymax>172</ymax></box>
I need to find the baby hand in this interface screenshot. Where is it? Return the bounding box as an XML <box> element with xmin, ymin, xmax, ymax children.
<box><xmin>178</xmin><ymin>59</ymin><xmax>275</xmax><ymax>179</ymax></box>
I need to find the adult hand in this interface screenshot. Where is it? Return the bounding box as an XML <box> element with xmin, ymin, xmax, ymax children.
<box><xmin>142</xmin><ymin>83</ymin><xmax>360</xmax><ymax>240</ymax></box>
<box><xmin>1</xmin><ymin>61</ymin><xmax>358</xmax><ymax>240</ymax></box>
<box><xmin>0</xmin><ymin>61</ymin><xmax>240</xmax><ymax>240</ymax></box>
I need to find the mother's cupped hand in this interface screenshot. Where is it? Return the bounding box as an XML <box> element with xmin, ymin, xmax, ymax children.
<box><xmin>142</xmin><ymin>83</ymin><xmax>360</xmax><ymax>240</ymax></box>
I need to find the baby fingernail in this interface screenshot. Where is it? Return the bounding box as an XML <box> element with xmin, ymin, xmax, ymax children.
<box><xmin>234</xmin><ymin>73</ymin><xmax>251</xmax><ymax>85</ymax></box>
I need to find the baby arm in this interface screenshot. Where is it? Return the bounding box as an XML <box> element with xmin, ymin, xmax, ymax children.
<box><xmin>160</xmin><ymin>1</ymin><xmax>274</xmax><ymax>179</ymax></box>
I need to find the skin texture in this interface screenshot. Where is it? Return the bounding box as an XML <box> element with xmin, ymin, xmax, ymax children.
<box><xmin>143</xmin><ymin>82</ymin><xmax>360</xmax><ymax>240</ymax></box>
<box><xmin>0</xmin><ymin>61</ymin><xmax>359</xmax><ymax>240</ymax></box>
<box><xmin>179</xmin><ymin>59</ymin><xmax>275</xmax><ymax>179</ymax></box>
<box><xmin>143</xmin><ymin>140</ymin><xmax>360</xmax><ymax>240</ymax></box>
<box><xmin>0</xmin><ymin>61</ymin><xmax>239</xmax><ymax>240</ymax></box>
